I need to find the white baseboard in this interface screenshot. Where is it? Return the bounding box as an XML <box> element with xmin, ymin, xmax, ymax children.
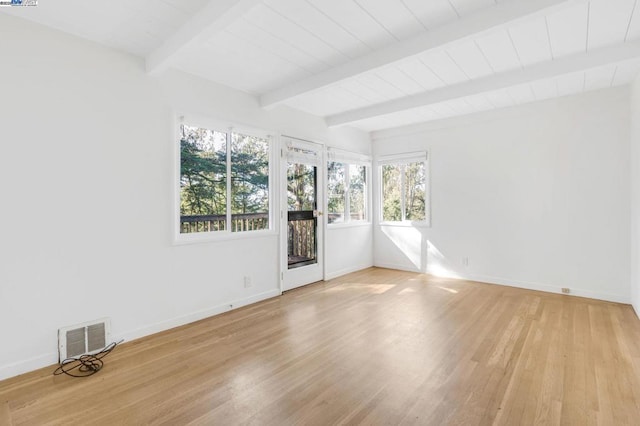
<box><xmin>325</xmin><ymin>263</ymin><xmax>374</xmax><ymax>280</ymax></box>
<box><xmin>428</xmin><ymin>269</ymin><xmax>630</xmax><ymax>304</ymax></box>
<box><xmin>373</xmin><ymin>262</ymin><xmax>630</xmax><ymax>304</ymax></box>
<box><xmin>0</xmin><ymin>289</ymin><xmax>281</xmax><ymax>382</ymax></box>
<box><xmin>117</xmin><ymin>289</ymin><xmax>281</xmax><ymax>343</ymax></box>
<box><xmin>0</xmin><ymin>352</ymin><xmax>58</xmax><ymax>382</ymax></box>
<box><xmin>374</xmin><ymin>262</ymin><xmax>422</xmax><ymax>274</ymax></box>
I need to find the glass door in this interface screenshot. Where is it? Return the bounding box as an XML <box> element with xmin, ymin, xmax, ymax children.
<box><xmin>287</xmin><ymin>163</ymin><xmax>318</xmax><ymax>269</ymax></box>
<box><xmin>282</xmin><ymin>138</ymin><xmax>324</xmax><ymax>291</ymax></box>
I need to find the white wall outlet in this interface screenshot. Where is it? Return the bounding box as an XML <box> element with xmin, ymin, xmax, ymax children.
<box><xmin>243</xmin><ymin>276</ymin><xmax>252</xmax><ymax>288</ymax></box>
<box><xmin>462</xmin><ymin>257</ymin><xmax>469</xmax><ymax>267</ymax></box>
<box><xmin>561</xmin><ymin>288</ymin><xmax>570</xmax><ymax>294</ymax></box>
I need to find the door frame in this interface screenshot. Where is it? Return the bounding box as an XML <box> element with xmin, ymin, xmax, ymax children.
<box><xmin>280</xmin><ymin>136</ymin><xmax>325</xmax><ymax>292</ymax></box>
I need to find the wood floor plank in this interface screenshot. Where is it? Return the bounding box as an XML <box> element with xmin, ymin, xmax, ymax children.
<box><xmin>1</xmin><ymin>267</ymin><xmax>640</xmax><ymax>425</ymax></box>
<box><xmin>0</xmin><ymin>401</ymin><xmax>11</xmax><ymax>426</ymax></box>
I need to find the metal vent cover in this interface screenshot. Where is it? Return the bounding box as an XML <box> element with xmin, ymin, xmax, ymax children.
<box><xmin>86</xmin><ymin>323</ymin><xmax>106</xmax><ymax>352</ymax></box>
<box><xmin>58</xmin><ymin>318</ymin><xmax>111</xmax><ymax>361</ymax></box>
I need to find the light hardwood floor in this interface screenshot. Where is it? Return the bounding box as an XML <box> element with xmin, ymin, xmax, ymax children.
<box><xmin>2</xmin><ymin>267</ymin><xmax>640</xmax><ymax>425</ymax></box>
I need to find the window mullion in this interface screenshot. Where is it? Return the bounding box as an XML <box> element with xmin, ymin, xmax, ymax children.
<box><xmin>423</xmin><ymin>160</ymin><xmax>428</xmax><ymax>222</ymax></box>
<box><xmin>344</xmin><ymin>163</ymin><xmax>350</xmax><ymax>223</ymax></box>
<box><xmin>226</xmin><ymin>129</ymin><xmax>232</xmax><ymax>232</ymax></box>
<box><xmin>365</xmin><ymin>165</ymin><xmax>369</xmax><ymax>222</ymax></box>
<box><xmin>400</xmin><ymin>164</ymin><xmax>406</xmax><ymax>221</ymax></box>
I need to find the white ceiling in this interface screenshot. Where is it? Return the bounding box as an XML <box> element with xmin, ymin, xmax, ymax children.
<box><xmin>4</xmin><ymin>0</ymin><xmax>640</xmax><ymax>133</ymax></box>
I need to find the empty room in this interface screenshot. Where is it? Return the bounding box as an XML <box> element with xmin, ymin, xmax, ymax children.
<box><xmin>2</xmin><ymin>0</ymin><xmax>640</xmax><ymax>424</ymax></box>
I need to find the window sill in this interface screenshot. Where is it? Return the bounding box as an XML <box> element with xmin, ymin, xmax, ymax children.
<box><xmin>173</xmin><ymin>229</ymin><xmax>278</xmax><ymax>246</ymax></box>
<box><xmin>327</xmin><ymin>221</ymin><xmax>372</xmax><ymax>230</ymax></box>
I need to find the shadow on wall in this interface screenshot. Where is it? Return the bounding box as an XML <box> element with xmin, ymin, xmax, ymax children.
<box><xmin>379</xmin><ymin>226</ymin><xmax>460</xmax><ymax>278</ymax></box>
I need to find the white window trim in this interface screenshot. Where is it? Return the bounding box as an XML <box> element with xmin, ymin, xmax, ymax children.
<box><xmin>326</xmin><ymin>147</ymin><xmax>372</xmax><ymax>228</ymax></box>
<box><xmin>377</xmin><ymin>151</ymin><xmax>427</xmax><ymax>165</ymax></box>
<box><xmin>327</xmin><ymin>221</ymin><xmax>372</xmax><ymax>230</ymax></box>
<box><xmin>327</xmin><ymin>146</ymin><xmax>372</xmax><ymax>166</ymax></box>
<box><xmin>173</xmin><ymin>113</ymin><xmax>278</xmax><ymax>245</ymax></box>
<box><xmin>377</xmin><ymin>151</ymin><xmax>431</xmax><ymax>227</ymax></box>
<box><xmin>283</xmin><ymin>135</ymin><xmax>323</xmax><ymax>166</ymax></box>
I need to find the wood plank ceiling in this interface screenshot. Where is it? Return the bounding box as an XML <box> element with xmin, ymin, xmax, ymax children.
<box><xmin>5</xmin><ymin>0</ymin><xmax>640</xmax><ymax>133</ymax></box>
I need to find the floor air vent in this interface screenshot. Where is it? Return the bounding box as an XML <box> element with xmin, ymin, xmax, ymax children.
<box><xmin>58</xmin><ymin>318</ymin><xmax>111</xmax><ymax>361</ymax></box>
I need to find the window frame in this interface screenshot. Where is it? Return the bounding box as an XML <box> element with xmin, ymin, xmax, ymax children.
<box><xmin>173</xmin><ymin>114</ymin><xmax>277</xmax><ymax>245</ymax></box>
<box><xmin>377</xmin><ymin>151</ymin><xmax>430</xmax><ymax>227</ymax></box>
<box><xmin>326</xmin><ymin>147</ymin><xmax>372</xmax><ymax>228</ymax></box>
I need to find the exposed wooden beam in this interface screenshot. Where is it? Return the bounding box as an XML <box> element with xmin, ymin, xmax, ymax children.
<box><xmin>259</xmin><ymin>0</ymin><xmax>581</xmax><ymax>108</ymax></box>
<box><xmin>325</xmin><ymin>42</ymin><xmax>640</xmax><ymax>127</ymax></box>
<box><xmin>146</xmin><ymin>0</ymin><xmax>262</xmax><ymax>74</ymax></box>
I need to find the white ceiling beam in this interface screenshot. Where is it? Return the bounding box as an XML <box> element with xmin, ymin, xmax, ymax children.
<box><xmin>325</xmin><ymin>42</ymin><xmax>640</xmax><ymax>127</ymax></box>
<box><xmin>146</xmin><ymin>0</ymin><xmax>262</xmax><ymax>74</ymax></box>
<box><xmin>259</xmin><ymin>0</ymin><xmax>582</xmax><ymax>108</ymax></box>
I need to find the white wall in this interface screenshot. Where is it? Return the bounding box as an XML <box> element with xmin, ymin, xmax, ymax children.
<box><xmin>0</xmin><ymin>14</ymin><xmax>371</xmax><ymax>380</ymax></box>
<box><xmin>372</xmin><ymin>87</ymin><xmax>631</xmax><ymax>303</ymax></box>
<box><xmin>325</xmin><ymin>225</ymin><xmax>373</xmax><ymax>280</ymax></box>
<box><xmin>631</xmin><ymin>77</ymin><xmax>640</xmax><ymax>317</ymax></box>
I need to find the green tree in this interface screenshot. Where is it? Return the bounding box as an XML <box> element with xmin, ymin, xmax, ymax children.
<box><xmin>348</xmin><ymin>164</ymin><xmax>366</xmax><ymax>221</ymax></box>
<box><xmin>287</xmin><ymin>163</ymin><xmax>315</xmax><ymax>211</ymax></box>
<box><xmin>405</xmin><ymin>162</ymin><xmax>426</xmax><ymax>221</ymax></box>
<box><xmin>382</xmin><ymin>162</ymin><xmax>425</xmax><ymax>222</ymax></box>
<box><xmin>231</xmin><ymin>133</ymin><xmax>269</xmax><ymax>215</ymax></box>
<box><xmin>327</xmin><ymin>162</ymin><xmax>345</xmax><ymax>222</ymax></box>
<box><xmin>180</xmin><ymin>125</ymin><xmax>226</xmax><ymax>216</ymax></box>
<box><xmin>382</xmin><ymin>165</ymin><xmax>402</xmax><ymax>221</ymax></box>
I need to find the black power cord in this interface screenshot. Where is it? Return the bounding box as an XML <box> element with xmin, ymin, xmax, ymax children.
<box><xmin>53</xmin><ymin>340</ymin><xmax>123</xmax><ymax>378</ymax></box>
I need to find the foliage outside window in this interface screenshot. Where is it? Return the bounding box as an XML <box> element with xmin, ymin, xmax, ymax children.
<box><xmin>349</xmin><ymin>164</ymin><xmax>366</xmax><ymax>221</ymax></box>
<box><xmin>327</xmin><ymin>162</ymin><xmax>345</xmax><ymax>223</ymax></box>
<box><xmin>288</xmin><ymin>163</ymin><xmax>316</xmax><ymax>211</ymax></box>
<box><xmin>179</xmin><ymin>123</ymin><xmax>270</xmax><ymax>235</ymax></box>
<box><xmin>381</xmin><ymin>157</ymin><xmax>427</xmax><ymax>223</ymax></box>
<box><xmin>327</xmin><ymin>161</ymin><xmax>367</xmax><ymax>224</ymax></box>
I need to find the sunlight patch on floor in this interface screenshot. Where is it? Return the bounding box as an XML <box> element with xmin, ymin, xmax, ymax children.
<box><xmin>327</xmin><ymin>283</ymin><xmax>396</xmax><ymax>294</ymax></box>
<box><xmin>436</xmin><ymin>286</ymin><xmax>459</xmax><ymax>294</ymax></box>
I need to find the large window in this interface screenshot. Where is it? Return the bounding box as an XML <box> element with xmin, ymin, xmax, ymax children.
<box><xmin>327</xmin><ymin>149</ymin><xmax>370</xmax><ymax>225</ymax></box>
<box><xmin>178</xmin><ymin>121</ymin><xmax>271</xmax><ymax>237</ymax></box>
<box><xmin>379</xmin><ymin>153</ymin><xmax>429</xmax><ymax>224</ymax></box>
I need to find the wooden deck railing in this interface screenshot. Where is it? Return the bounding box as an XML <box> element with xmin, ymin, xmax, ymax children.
<box><xmin>288</xmin><ymin>219</ymin><xmax>316</xmax><ymax>263</ymax></box>
<box><xmin>180</xmin><ymin>213</ymin><xmax>269</xmax><ymax>233</ymax></box>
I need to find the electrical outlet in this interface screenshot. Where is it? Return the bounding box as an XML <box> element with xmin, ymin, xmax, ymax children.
<box><xmin>462</xmin><ymin>257</ymin><xmax>469</xmax><ymax>267</ymax></box>
<box><xmin>244</xmin><ymin>276</ymin><xmax>252</xmax><ymax>288</ymax></box>
<box><xmin>562</xmin><ymin>288</ymin><xmax>570</xmax><ymax>294</ymax></box>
